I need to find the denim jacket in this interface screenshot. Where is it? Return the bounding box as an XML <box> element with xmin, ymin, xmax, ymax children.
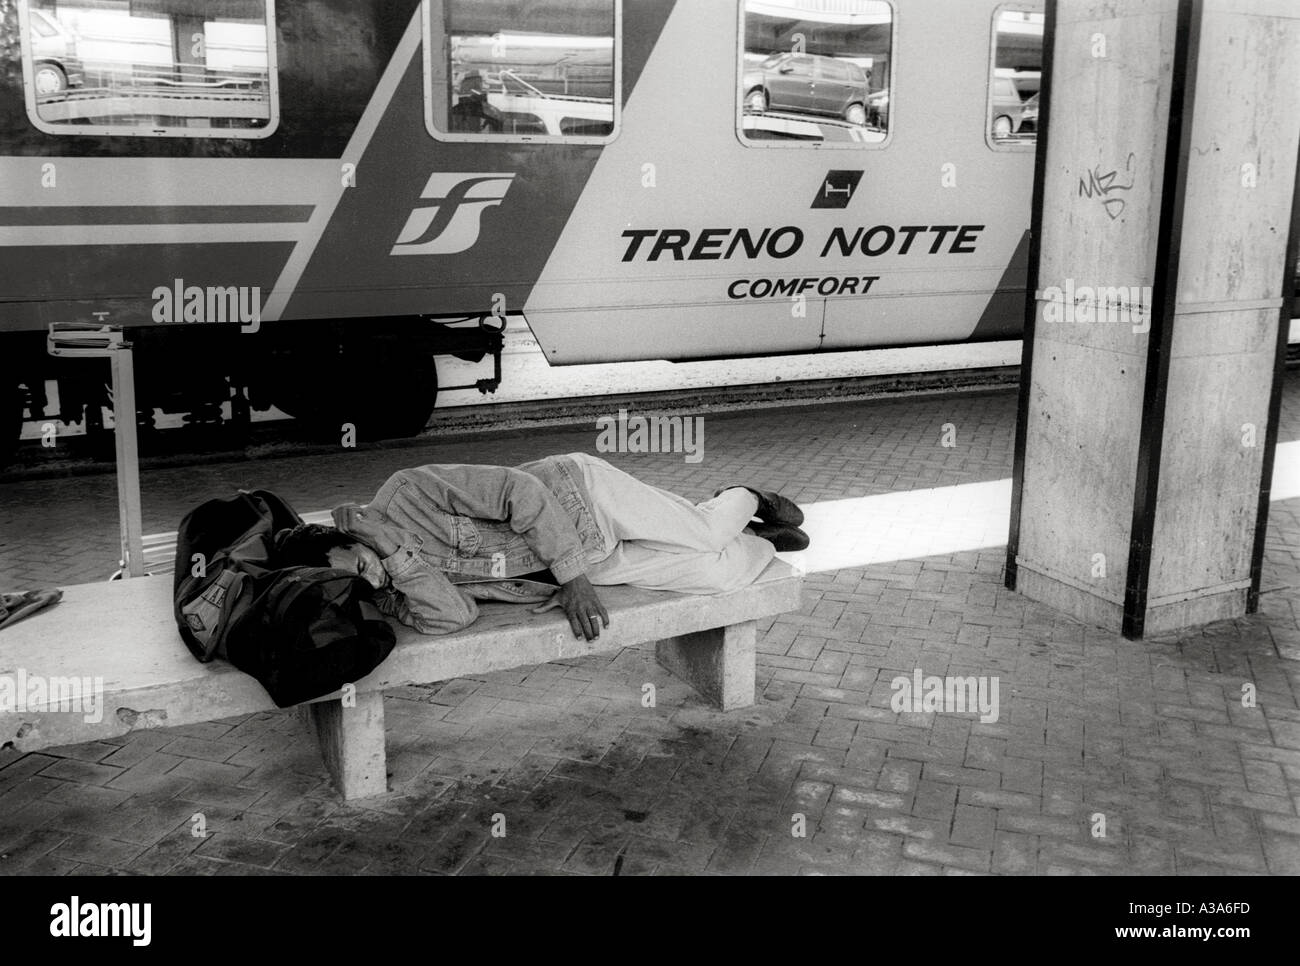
<box><xmin>343</xmin><ymin>455</ymin><xmax>606</xmax><ymax>635</ymax></box>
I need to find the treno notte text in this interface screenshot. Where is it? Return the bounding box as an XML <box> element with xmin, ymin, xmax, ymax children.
<box><xmin>620</xmin><ymin>225</ymin><xmax>985</xmax><ymax>262</ymax></box>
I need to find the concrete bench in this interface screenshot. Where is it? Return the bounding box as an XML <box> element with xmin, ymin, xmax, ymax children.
<box><xmin>0</xmin><ymin>561</ymin><xmax>803</xmax><ymax>799</ymax></box>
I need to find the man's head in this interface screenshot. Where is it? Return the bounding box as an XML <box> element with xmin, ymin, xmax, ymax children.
<box><xmin>275</xmin><ymin>523</ymin><xmax>388</xmax><ymax>590</ymax></box>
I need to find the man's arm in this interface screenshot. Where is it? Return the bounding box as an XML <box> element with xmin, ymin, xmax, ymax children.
<box><xmin>365</xmin><ymin>464</ymin><xmax>611</xmax><ymax>640</ymax></box>
<box><xmin>395</xmin><ymin>464</ymin><xmax>613</xmax><ymax>639</ymax></box>
<box><xmin>378</xmin><ymin>539</ymin><xmax>478</xmax><ymax>635</ymax></box>
<box><xmin>532</xmin><ymin>573</ymin><xmax>610</xmax><ymax>641</ymax></box>
<box><xmin>335</xmin><ymin>505</ymin><xmax>477</xmax><ymax>635</ymax></box>
<box><xmin>390</xmin><ymin>464</ymin><xmax>590</xmax><ymax>585</ymax></box>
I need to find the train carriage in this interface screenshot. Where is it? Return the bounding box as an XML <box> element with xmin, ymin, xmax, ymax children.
<box><xmin>0</xmin><ymin>0</ymin><xmax>1064</xmax><ymax>460</ymax></box>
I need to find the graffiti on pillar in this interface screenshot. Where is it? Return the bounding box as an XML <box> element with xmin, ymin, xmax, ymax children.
<box><xmin>1077</xmin><ymin>152</ymin><xmax>1137</xmax><ymax>219</ymax></box>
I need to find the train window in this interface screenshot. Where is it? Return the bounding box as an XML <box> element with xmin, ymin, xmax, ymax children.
<box><xmin>424</xmin><ymin>0</ymin><xmax>620</xmax><ymax>144</ymax></box>
<box><xmin>738</xmin><ymin>0</ymin><xmax>893</xmax><ymax>149</ymax></box>
<box><xmin>988</xmin><ymin>6</ymin><xmax>1043</xmax><ymax>149</ymax></box>
<box><xmin>16</xmin><ymin>0</ymin><xmax>279</xmax><ymax>139</ymax></box>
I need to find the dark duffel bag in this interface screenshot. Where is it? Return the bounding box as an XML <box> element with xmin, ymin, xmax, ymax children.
<box><xmin>173</xmin><ymin>490</ymin><xmax>396</xmax><ymax>707</ymax></box>
<box><xmin>222</xmin><ymin>566</ymin><xmax>396</xmax><ymax>709</ymax></box>
<box><xmin>174</xmin><ymin>489</ymin><xmax>301</xmax><ymax>662</ymax></box>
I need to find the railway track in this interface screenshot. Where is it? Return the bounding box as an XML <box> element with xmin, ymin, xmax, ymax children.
<box><xmin>1</xmin><ymin>364</ymin><xmax>1021</xmax><ymax>481</ymax></box>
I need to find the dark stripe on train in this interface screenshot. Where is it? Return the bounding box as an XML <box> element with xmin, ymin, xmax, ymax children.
<box><xmin>0</xmin><ymin>206</ymin><xmax>315</xmax><ymax>226</ymax></box>
<box><xmin>0</xmin><ymin>242</ymin><xmax>293</xmax><ymax>321</ymax></box>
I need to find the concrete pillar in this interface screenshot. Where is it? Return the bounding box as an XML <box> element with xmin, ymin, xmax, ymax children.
<box><xmin>1006</xmin><ymin>0</ymin><xmax>1300</xmax><ymax>637</ymax></box>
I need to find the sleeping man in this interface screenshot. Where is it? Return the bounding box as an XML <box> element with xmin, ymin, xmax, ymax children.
<box><xmin>274</xmin><ymin>452</ymin><xmax>807</xmax><ymax>641</ymax></box>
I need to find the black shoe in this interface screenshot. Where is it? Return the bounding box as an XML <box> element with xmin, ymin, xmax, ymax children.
<box><xmin>716</xmin><ymin>485</ymin><xmax>804</xmax><ymax>527</ymax></box>
<box><xmin>748</xmin><ymin>522</ymin><xmax>810</xmax><ymax>552</ymax></box>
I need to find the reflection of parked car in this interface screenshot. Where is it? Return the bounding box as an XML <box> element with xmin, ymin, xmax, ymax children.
<box><xmin>990</xmin><ymin>76</ymin><xmax>1030</xmax><ymax>137</ymax></box>
<box><xmin>1018</xmin><ymin>92</ymin><xmax>1038</xmax><ymax>132</ymax></box>
<box><xmin>743</xmin><ymin>52</ymin><xmax>870</xmax><ymax>126</ymax></box>
<box><xmin>478</xmin><ymin>70</ymin><xmax>613</xmax><ymax>137</ymax></box>
<box><xmin>28</xmin><ymin>9</ymin><xmax>84</xmax><ymax>95</ymax></box>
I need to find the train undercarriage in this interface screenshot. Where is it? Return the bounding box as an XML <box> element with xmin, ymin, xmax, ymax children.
<box><xmin>0</xmin><ymin>316</ymin><xmax>505</xmax><ymax>465</ymax></box>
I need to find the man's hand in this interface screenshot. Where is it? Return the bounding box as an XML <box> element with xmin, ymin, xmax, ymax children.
<box><xmin>533</xmin><ymin>574</ymin><xmax>609</xmax><ymax>641</ymax></box>
<box><xmin>332</xmin><ymin>503</ymin><xmax>405</xmax><ymax>558</ymax></box>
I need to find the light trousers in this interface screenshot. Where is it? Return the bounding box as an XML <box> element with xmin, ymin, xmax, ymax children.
<box><xmin>569</xmin><ymin>453</ymin><xmax>776</xmax><ymax>595</ymax></box>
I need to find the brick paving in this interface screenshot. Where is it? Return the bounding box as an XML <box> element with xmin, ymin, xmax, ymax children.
<box><xmin>1</xmin><ymin>376</ymin><xmax>1299</xmax><ymax>875</ymax></box>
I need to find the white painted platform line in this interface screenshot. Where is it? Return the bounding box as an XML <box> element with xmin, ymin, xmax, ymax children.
<box><xmin>780</xmin><ymin>440</ymin><xmax>1300</xmax><ymax>574</ymax></box>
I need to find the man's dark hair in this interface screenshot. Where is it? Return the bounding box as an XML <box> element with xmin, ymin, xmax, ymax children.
<box><xmin>274</xmin><ymin>523</ymin><xmax>356</xmax><ymax>569</ymax></box>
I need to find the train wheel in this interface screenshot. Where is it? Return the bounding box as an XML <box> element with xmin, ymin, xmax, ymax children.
<box><xmin>33</xmin><ymin>62</ymin><xmax>67</xmax><ymax>95</ymax></box>
<box><xmin>270</xmin><ymin>339</ymin><xmax>438</xmax><ymax>443</ymax></box>
<box><xmin>844</xmin><ymin>102</ymin><xmax>867</xmax><ymax>126</ymax></box>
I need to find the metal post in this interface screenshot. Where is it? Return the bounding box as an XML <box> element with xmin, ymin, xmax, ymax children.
<box><xmin>109</xmin><ymin>344</ymin><xmax>144</xmax><ymax>578</ymax></box>
<box><xmin>47</xmin><ymin>323</ymin><xmax>146</xmax><ymax>579</ymax></box>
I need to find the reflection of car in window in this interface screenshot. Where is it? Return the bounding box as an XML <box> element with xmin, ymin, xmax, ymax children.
<box><xmin>28</xmin><ymin>9</ymin><xmax>84</xmax><ymax>96</ymax></box>
<box><xmin>463</xmin><ymin>69</ymin><xmax>612</xmax><ymax>137</ymax></box>
<box><xmin>742</xmin><ymin>52</ymin><xmax>871</xmax><ymax>126</ymax></box>
<box><xmin>26</xmin><ymin>7</ymin><xmax>274</xmax><ymax>134</ymax></box>
<box><xmin>990</xmin><ymin>77</ymin><xmax>1030</xmax><ymax>138</ymax></box>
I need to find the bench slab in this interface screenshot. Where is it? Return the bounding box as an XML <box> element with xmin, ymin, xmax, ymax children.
<box><xmin>1</xmin><ymin>561</ymin><xmax>803</xmax><ymax>790</ymax></box>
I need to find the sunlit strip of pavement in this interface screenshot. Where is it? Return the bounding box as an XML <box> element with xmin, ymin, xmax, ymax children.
<box><xmin>780</xmin><ymin>439</ymin><xmax>1300</xmax><ymax>574</ymax></box>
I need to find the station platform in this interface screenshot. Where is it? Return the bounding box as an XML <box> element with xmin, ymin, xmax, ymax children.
<box><xmin>1</xmin><ymin>374</ymin><xmax>1299</xmax><ymax>875</ymax></box>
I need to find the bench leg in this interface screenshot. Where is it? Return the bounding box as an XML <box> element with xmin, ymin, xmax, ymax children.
<box><xmin>655</xmin><ymin>620</ymin><xmax>756</xmax><ymax>711</ymax></box>
<box><xmin>300</xmin><ymin>691</ymin><xmax>388</xmax><ymax>800</ymax></box>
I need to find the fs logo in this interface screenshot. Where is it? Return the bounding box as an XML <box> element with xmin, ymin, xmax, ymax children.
<box><xmin>391</xmin><ymin>172</ymin><xmax>515</xmax><ymax>256</ymax></box>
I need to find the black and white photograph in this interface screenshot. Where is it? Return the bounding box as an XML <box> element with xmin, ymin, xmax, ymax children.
<box><xmin>0</xmin><ymin>0</ymin><xmax>1293</xmax><ymax>923</ymax></box>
